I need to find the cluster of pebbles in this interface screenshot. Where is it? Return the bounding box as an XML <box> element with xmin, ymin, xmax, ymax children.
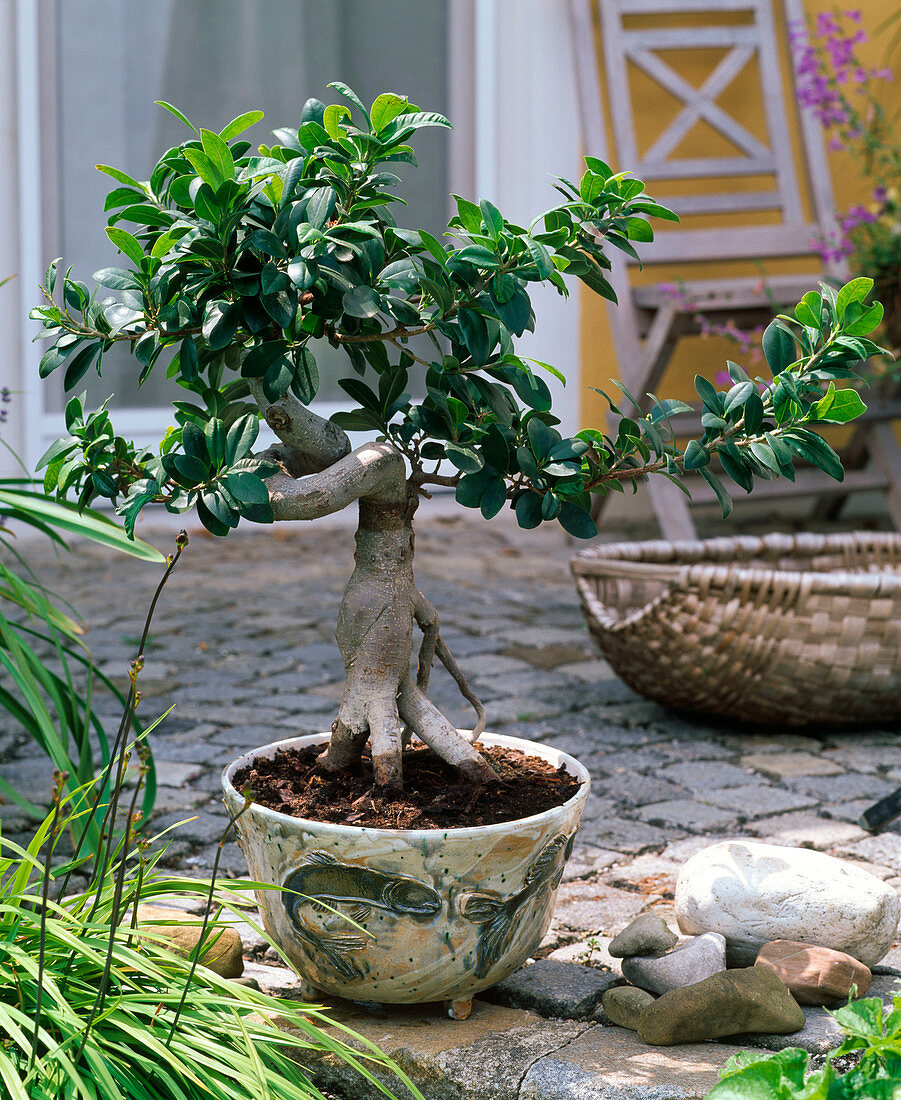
<box><xmin>600</xmin><ymin>839</ymin><xmax>898</xmax><ymax>1046</ymax></box>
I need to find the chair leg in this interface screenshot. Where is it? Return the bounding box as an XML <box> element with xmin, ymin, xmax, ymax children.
<box><xmin>647</xmin><ymin>475</ymin><xmax>697</xmax><ymax>541</ymax></box>
<box><xmin>867</xmin><ymin>422</ymin><xmax>901</xmax><ymax>530</ymax></box>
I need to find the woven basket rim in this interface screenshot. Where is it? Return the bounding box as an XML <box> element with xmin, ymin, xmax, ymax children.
<box><xmin>571</xmin><ymin>531</ymin><xmax>901</xmax><ymax>598</ymax></box>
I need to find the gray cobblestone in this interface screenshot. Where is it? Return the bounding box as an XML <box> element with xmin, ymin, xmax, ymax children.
<box><xmin>635</xmin><ymin>799</ymin><xmax>740</xmax><ymax>831</ymax></box>
<box><xmin>659</xmin><ymin>760</ymin><xmax>758</xmax><ymax>791</ymax></box>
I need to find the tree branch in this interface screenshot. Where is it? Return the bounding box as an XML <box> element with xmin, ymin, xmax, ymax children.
<box><xmin>262</xmin><ymin>440</ymin><xmax>407</xmax><ymax>522</ymax></box>
<box><xmin>248</xmin><ymin>379</ymin><xmax>351</xmax><ymax>473</ymax></box>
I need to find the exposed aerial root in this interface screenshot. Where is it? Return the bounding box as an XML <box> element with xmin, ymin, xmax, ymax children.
<box><xmin>413</xmin><ymin>590</ymin><xmax>486</xmax><ymax>741</ymax></box>
<box><xmin>397</xmin><ymin>677</ymin><xmax>497</xmax><ymax>783</ymax></box>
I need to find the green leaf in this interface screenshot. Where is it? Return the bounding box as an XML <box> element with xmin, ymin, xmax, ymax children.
<box><xmin>480</xmin><ymin>199</ymin><xmax>504</xmax><ymax>240</ymax></box>
<box><xmin>322</xmin><ymin>103</ymin><xmax>351</xmax><ymax>139</ymax></box>
<box><xmin>515</xmin><ymin>490</ymin><xmax>543</xmax><ymax>529</ymax></box>
<box><xmin>202</xmin><ymin>301</ymin><xmax>240</xmax><ymax>349</ymax></box>
<box><xmin>784</xmin><ymin>428</ymin><xmax>844</xmax><ymax>480</ymax></box>
<box><xmin>843</xmin><ymin>300</ymin><xmax>883</xmax><ymax>337</ymax></box>
<box><xmin>154</xmin><ymin>99</ymin><xmax>199</xmax><ymax>133</ymax></box>
<box><xmin>387</xmin><ymin>110</ymin><xmax>451</xmax><ymax>132</ymax></box>
<box><xmin>683</xmin><ymin>439</ymin><xmax>710</xmax><ymax>469</ymax></box>
<box><xmin>762</xmin><ymin>320</ymin><xmax>796</xmax><ymax>375</ymax></box>
<box><xmin>173</xmin><ymin>453</ymin><xmax>209</xmax><ymax>484</ymax></box>
<box><xmin>749</xmin><ymin>440</ymin><xmax>780</xmax><ymax>471</ymax></box>
<box><xmin>812</xmin><ymin>386</ymin><xmax>866</xmax><ymax>424</ymax></box>
<box><xmin>455</xmin><ymin>245</ymin><xmax>502</xmax><ymax>269</ymax></box>
<box><xmin>743</xmin><ymin>391</ymin><xmax>764</xmax><ymax>433</ymax></box>
<box><xmin>204</xmin><ymin>417</ymin><xmax>226</xmax><ymax>466</ymax></box>
<box><xmin>343</xmin><ymin>286</ymin><xmax>381</xmax><ymax>319</ymax></box>
<box><xmin>224</xmin><ymin>413</ymin><xmax>259</xmax><ymax>464</ymax></box>
<box><xmin>506</xmin><ymin>368</ymin><xmax>552</xmax><ymax>412</ymax></box>
<box><xmin>219</xmin><ymin>109</ymin><xmax>265</xmax><ymax>141</ymax></box>
<box><xmin>835</xmin><ymin>276</ymin><xmax>874</xmax><ymax>321</ymax></box>
<box><xmin>328</xmin><ymin>81</ymin><xmax>369</xmax><ymax>119</ymax></box>
<box><xmin>455</xmin><ymin>468</ymin><xmax>495</xmax><ymax>508</ymax></box>
<box><xmin>179</xmin><ymin>335</ymin><xmax>199</xmax><ymax>383</ymax></box>
<box><xmin>184</xmin><ymin>147</ymin><xmax>223</xmax><ymax>190</ymax></box>
<box><xmin>445</xmin><ymin>443</ymin><xmax>483</xmax><ymax>474</ymax></box>
<box><xmin>694</xmin><ymin>374</ymin><xmax>723</xmax><ymax>414</ymax></box>
<box><xmin>625</xmin><ymin>217</ymin><xmax>654</xmax><ymax>242</ymax></box>
<box><xmin>699</xmin><ymin>466</ymin><xmax>733</xmax><ymax>518</ymax></box>
<box><xmin>262</xmin><ymin>353</ymin><xmax>294</xmax><ymax>401</ymax></box>
<box><xmin>557</xmin><ymin>502</ymin><xmax>597</xmax><ymax>539</ymax></box>
<box><xmin>96</xmin><ymin>163</ymin><xmax>142</xmax><ymax>187</ymax></box>
<box><xmin>196</xmin><ymin>495</ymin><xmax>231</xmax><ymax>535</ymax></box>
<box><xmin>290</xmin><ymin>345</ymin><xmax>319</xmax><ymax>404</ymax></box>
<box><xmin>724</xmin><ymin>381</ymin><xmax>756</xmax><ymax>415</ymax></box>
<box><xmin>524</xmin><ymin>357</ymin><xmax>566</xmax><ymax>385</ymax></box>
<box><xmin>458</xmin><ymin>308</ymin><xmax>490</xmax><ymax>363</ymax></box>
<box><xmin>105</xmin><ymin>226</ymin><xmax>145</xmax><ymax>267</ymax></box>
<box><xmin>370</xmin><ymin>93</ymin><xmax>409</xmax><ymax>131</ymax></box>
<box><xmin>718</xmin><ymin>445</ymin><xmax>754</xmax><ymax>492</ymax></box>
<box><xmin>0</xmin><ymin>488</ymin><xmax>163</xmax><ymax>559</ymax></box>
<box><xmin>480</xmin><ymin>478</ymin><xmax>507</xmax><ymax>519</ymax></box>
<box><xmin>224</xmin><ymin>471</ymin><xmax>270</xmax><ymax>504</ymax></box>
<box><xmin>242</xmin><ymin>341</ymin><xmax>287</xmax><ymax>378</ymax></box>
<box><xmin>795</xmin><ymin>291</ymin><xmax>822</xmax><ymax>329</ymax></box>
<box><xmin>200</xmin><ymin>128</ymin><xmax>236</xmax><ymax>183</ymax></box>
<box><xmin>306</xmin><ymin>186</ymin><xmax>337</xmax><ymax>229</ymax></box>
<box><xmin>181</xmin><ymin>420</ymin><xmax>209</xmax><ymax>461</ymax></box>
<box><xmin>57</xmin><ymin>344</ymin><xmax>98</xmax><ymax>393</ymax></box>
<box><xmin>527</xmin><ymin>417</ymin><xmax>552</xmax><ymax>458</ymax></box>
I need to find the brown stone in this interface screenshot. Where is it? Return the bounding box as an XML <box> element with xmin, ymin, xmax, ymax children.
<box><xmin>136</xmin><ymin>904</ymin><xmax>244</xmax><ymax>978</ymax></box>
<box><xmin>601</xmin><ymin>985</ymin><xmax>656</xmax><ymax>1030</ymax></box>
<box><xmin>755</xmin><ymin>939</ymin><xmax>871</xmax><ymax>1006</ymax></box>
<box><xmin>637</xmin><ymin>967</ymin><xmax>805</xmax><ymax>1046</ymax></box>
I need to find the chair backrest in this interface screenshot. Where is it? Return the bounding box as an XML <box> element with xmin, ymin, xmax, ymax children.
<box><xmin>569</xmin><ymin>0</ymin><xmax>838</xmax><ymax>267</ymax></box>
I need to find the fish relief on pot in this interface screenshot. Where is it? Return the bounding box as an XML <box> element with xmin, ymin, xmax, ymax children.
<box><xmin>459</xmin><ymin>832</ymin><xmax>576</xmax><ymax>979</ymax></box>
<box><xmin>282</xmin><ymin>852</ymin><xmax>441</xmax><ymax>980</ymax></box>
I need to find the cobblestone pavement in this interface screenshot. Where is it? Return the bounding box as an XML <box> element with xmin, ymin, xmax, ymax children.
<box><xmin>4</xmin><ymin>505</ymin><xmax>900</xmax><ymax>956</ymax></box>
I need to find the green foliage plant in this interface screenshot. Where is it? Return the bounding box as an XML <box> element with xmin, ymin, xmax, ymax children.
<box><xmin>0</xmin><ymin>533</ymin><xmax>419</xmax><ymax>1100</ymax></box>
<box><xmin>0</xmin><ymin>451</ymin><xmax>163</xmax><ymax>840</ymax></box>
<box><xmin>31</xmin><ymin>85</ymin><xmax>890</xmax><ymax>790</ymax></box>
<box><xmin>704</xmin><ymin>993</ymin><xmax>901</xmax><ymax>1099</ymax></box>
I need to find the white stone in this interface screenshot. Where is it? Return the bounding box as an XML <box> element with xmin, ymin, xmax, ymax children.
<box><xmin>675</xmin><ymin>840</ymin><xmax>900</xmax><ymax>967</ymax></box>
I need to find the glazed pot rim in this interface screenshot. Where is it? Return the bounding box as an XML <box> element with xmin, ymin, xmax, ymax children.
<box><xmin>221</xmin><ymin>731</ymin><xmax>590</xmax><ymax>840</ymax></box>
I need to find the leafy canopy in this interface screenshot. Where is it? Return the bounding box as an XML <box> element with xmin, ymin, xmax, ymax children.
<box><xmin>32</xmin><ymin>87</ymin><xmax>887</xmax><ymax>537</ymax></box>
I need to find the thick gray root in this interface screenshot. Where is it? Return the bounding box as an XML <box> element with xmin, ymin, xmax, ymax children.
<box><xmin>397</xmin><ymin>677</ymin><xmax>496</xmax><ymax>783</ymax></box>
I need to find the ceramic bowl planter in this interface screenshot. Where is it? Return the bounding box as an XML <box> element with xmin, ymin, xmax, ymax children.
<box><xmin>222</xmin><ymin>732</ymin><xmax>589</xmax><ymax>1018</ymax></box>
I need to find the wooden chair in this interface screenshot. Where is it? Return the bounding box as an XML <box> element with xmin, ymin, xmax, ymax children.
<box><xmin>567</xmin><ymin>0</ymin><xmax>901</xmax><ymax>538</ymax></box>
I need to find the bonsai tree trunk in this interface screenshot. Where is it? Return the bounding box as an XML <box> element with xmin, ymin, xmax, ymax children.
<box><xmin>249</xmin><ymin>382</ymin><xmax>496</xmax><ymax>789</ymax></box>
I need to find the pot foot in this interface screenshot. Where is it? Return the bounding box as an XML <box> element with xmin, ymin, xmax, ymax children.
<box><xmin>446</xmin><ymin>997</ymin><xmax>472</xmax><ymax>1021</ymax></box>
<box><xmin>292</xmin><ymin>979</ymin><xmax>322</xmax><ymax>1002</ymax></box>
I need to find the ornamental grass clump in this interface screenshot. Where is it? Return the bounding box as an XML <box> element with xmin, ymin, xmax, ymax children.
<box><xmin>32</xmin><ymin>85</ymin><xmax>888</xmax><ymax>792</ymax></box>
<box><xmin>0</xmin><ymin>401</ymin><xmax>163</xmax><ymax>838</ymax></box>
<box><xmin>0</xmin><ymin>533</ymin><xmax>419</xmax><ymax>1100</ymax></box>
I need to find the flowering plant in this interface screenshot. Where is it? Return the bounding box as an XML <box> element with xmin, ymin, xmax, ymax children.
<box><xmin>792</xmin><ymin>9</ymin><xmax>901</xmax><ymax>345</ymax></box>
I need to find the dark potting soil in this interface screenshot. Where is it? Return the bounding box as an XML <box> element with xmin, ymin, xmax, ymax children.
<box><xmin>233</xmin><ymin>743</ymin><xmax>582</xmax><ymax>829</ymax></box>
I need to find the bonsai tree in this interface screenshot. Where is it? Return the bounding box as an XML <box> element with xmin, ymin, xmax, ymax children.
<box><xmin>33</xmin><ymin>86</ymin><xmax>886</xmax><ymax>790</ymax></box>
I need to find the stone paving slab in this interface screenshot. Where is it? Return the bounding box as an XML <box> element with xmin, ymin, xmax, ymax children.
<box><xmin>280</xmin><ymin>998</ymin><xmax>743</xmax><ymax>1100</ymax></box>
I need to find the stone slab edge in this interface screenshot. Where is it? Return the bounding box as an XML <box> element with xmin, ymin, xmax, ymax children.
<box><xmin>279</xmin><ymin>999</ymin><xmax>744</xmax><ymax>1100</ymax></box>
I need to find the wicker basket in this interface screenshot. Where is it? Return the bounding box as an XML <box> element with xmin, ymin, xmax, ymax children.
<box><xmin>571</xmin><ymin>532</ymin><xmax>901</xmax><ymax>726</ymax></box>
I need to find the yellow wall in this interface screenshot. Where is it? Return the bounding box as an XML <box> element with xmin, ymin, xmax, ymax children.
<box><xmin>580</xmin><ymin>0</ymin><xmax>901</xmax><ymax>428</ymax></box>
